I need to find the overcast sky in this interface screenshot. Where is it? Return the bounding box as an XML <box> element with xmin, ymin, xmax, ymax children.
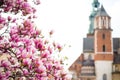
<box><xmin>36</xmin><ymin>0</ymin><xmax>120</xmax><ymax>67</ymax></box>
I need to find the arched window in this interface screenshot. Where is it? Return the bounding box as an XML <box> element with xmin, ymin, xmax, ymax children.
<box><xmin>102</xmin><ymin>17</ymin><xmax>106</xmax><ymax>27</ymax></box>
<box><xmin>103</xmin><ymin>74</ymin><xmax>107</xmax><ymax>80</ymax></box>
<box><xmin>103</xmin><ymin>45</ymin><xmax>106</xmax><ymax>52</ymax></box>
<box><xmin>102</xmin><ymin>33</ymin><xmax>105</xmax><ymax>39</ymax></box>
<box><xmin>102</xmin><ymin>19</ymin><xmax>104</xmax><ymax>26</ymax></box>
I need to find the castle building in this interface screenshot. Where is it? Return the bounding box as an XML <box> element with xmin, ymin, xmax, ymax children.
<box><xmin>69</xmin><ymin>0</ymin><xmax>120</xmax><ymax>80</ymax></box>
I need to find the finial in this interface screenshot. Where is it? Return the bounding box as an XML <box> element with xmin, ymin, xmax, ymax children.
<box><xmin>100</xmin><ymin>5</ymin><xmax>105</xmax><ymax>11</ymax></box>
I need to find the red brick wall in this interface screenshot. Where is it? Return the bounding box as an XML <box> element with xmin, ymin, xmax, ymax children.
<box><xmin>95</xmin><ymin>54</ymin><xmax>113</xmax><ymax>61</ymax></box>
<box><xmin>95</xmin><ymin>30</ymin><xmax>112</xmax><ymax>52</ymax></box>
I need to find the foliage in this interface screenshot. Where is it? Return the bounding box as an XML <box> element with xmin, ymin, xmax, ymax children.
<box><xmin>0</xmin><ymin>0</ymin><xmax>71</xmax><ymax>80</ymax></box>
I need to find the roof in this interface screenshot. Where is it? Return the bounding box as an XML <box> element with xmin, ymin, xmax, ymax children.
<box><xmin>68</xmin><ymin>55</ymin><xmax>83</xmax><ymax>71</ymax></box>
<box><xmin>83</xmin><ymin>37</ymin><xmax>94</xmax><ymax>53</ymax></box>
<box><xmin>113</xmin><ymin>38</ymin><xmax>120</xmax><ymax>52</ymax></box>
<box><xmin>114</xmin><ymin>54</ymin><xmax>120</xmax><ymax>64</ymax></box>
<box><xmin>96</xmin><ymin>5</ymin><xmax>110</xmax><ymax>17</ymax></box>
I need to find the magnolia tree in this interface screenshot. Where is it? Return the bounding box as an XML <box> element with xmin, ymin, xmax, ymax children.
<box><xmin>0</xmin><ymin>0</ymin><xmax>71</xmax><ymax>80</ymax></box>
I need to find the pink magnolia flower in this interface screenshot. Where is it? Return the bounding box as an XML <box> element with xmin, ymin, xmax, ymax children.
<box><xmin>12</xmin><ymin>18</ymin><xmax>16</xmax><ymax>22</ymax></box>
<box><xmin>48</xmin><ymin>46</ymin><xmax>53</xmax><ymax>54</ymax></box>
<box><xmin>8</xmin><ymin>57</ymin><xmax>16</xmax><ymax>65</ymax></box>
<box><xmin>57</xmin><ymin>44</ymin><xmax>62</xmax><ymax>52</ymax></box>
<box><xmin>40</xmin><ymin>50</ymin><xmax>50</xmax><ymax>58</ymax></box>
<box><xmin>1</xmin><ymin>60</ymin><xmax>11</xmax><ymax>68</ymax></box>
<box><xmin>0</xmin><ymin>0</ymin><xmax>71</xmax><ymax>79</ymax></box>
<box><xmin>7</xmin><ymin>16</ymin><xmax>12</xmax><ymax>21</ymax></box>
<box><xmin>36</xmin><ymin>65</ymin><xmax>46</xmax><ymax>74</ymax></box>
<box><xmin>0</xmin><ymin>73</ymin><xmax>8</xmax><ymax>80</ymax></box>
<box><xmin>21</xmin><ymin>2</ymin><xmax>34</xmax><ymax>15</ymax></box>
<box><xmin>21</xmin><ymin>52</ymin><xmax>27</xmax><ymax>58</ymax></box>
<box><xmin>23</xmin><ymin>68</ymin><xmax>29</xmax><ymax>75</ymax></box>
<box><xmin>34</xmin><ymin>39</ymin><xmax>45</xmax><ymax>51</ymax></box>
<box><xmin>36</xmin><ymin>29</ymin><xmax>41</xmax><ymax>35</ymax></box>
<box><xmin>22</xmin><ymin>58</ymin><xmax>31</xmax><ymax>66</ymax></box>
<box><xmin>5</xmin><ymin>71</ymin><xmax>11</xmax><ymax>77</ymax></box>
<box><xmin>34</xmin><ymin>58</ymin><xmax>43</xmax><ymax>67</ymax></box>
<box><xmin>23</xmin><ymin>19</ymin><xmax>33</xmax><ymax>28</ymax></box>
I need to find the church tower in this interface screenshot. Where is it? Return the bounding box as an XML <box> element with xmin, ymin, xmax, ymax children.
<box><xmin>94</xmin><ymin>5</ymin><xmax>113</xmax><ymax>80</ymax></box>
<box><xmin>68</xmin><ymin>1</ymin><xmax>120</xmax><ymax>80</ymax></box>
<box><xmin>87</xmin><ymin>0</ymin><xmax>100</xmax><ymax>37</ymax></box>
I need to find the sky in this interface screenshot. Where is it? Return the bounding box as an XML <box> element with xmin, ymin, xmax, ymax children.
<box><xmin>36</xmin><ymin>0</ymin><xmax>120</xmax><ymax>68</ymax></box>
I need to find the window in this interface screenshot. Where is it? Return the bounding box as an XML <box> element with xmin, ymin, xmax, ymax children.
<box><xmin>102</xmin><ymin>19</ymin><xmax>105</xmax><ymax>26</ymax></box>
<box><xmin>102</xmin><ymin>19</ymin><xmax>104</xmax><ymax>26</ymax></box>
<box><xmin>103</xmin><ymin>45</ymin><xmax>106</xmax><ymax>52</ymax></box>
<box><xmin>115</xmin><ymin>65</ymin><xmax>119</xmax><ymax>71</ymax></box>
<box><xmin>102</xmin><ymin>33</ymin><xmax>105</xmax><ymax>39</ymax></box>
<box><xmin>103</xmin><ymin>74</ymin><xmax>107</xmax><ymax>80</ymax></box>
<box><xmin>102</xmin><ymin>17</ymin><xmax>106</xmax><ymax>27</ymax></box>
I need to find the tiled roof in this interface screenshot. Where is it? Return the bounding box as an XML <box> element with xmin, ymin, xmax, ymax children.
<box><xmin>83</xmin><ymin>37</ymin><xmax>94</xmax><ymax>53</ymax></box>
<box><xmin>96</xmin><ymin>5</ymin><xmax>110</xmax><ymax>17</ymax></box>
<box><xmin>113</xmin><ymin>38</ymin><xmax>120</xmax><ymax>52</ymax></box>
<box><xmin>114</xmin><ymin>54</ymin><xmax>120</xmax><ymax>64</ymax></box>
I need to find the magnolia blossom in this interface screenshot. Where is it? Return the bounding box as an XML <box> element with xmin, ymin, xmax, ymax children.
<box><xmin>0</xmin><ymin>0</ymin><xmax>71</xmax><ymax>80</ymax></box>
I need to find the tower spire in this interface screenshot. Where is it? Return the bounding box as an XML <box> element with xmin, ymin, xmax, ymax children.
<box><xmin>96</xmin><ymin>5</ymin><xmax>110</xmax><ymax>17</ymax></box>
<box><xmin>88</xmin><ymin>0</ymin><xmax>100</xmax><ymax>36</ymax></box>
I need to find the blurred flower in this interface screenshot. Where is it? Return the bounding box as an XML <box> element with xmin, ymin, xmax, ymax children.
<box><xmin>7</xmin><ymin>16</ymin><xmax>12</xmax><ymax>21</ymax></box>
<box><xmin>23</xmin><ymin>68</ymin><xmax>29</xmax><ymax>75</ymax></box>
<box><xmin>49</xmin><ymin>30</ymin><xmax>54</xmax><ymax>36</ymax></box>
<box><xmin>0</xmin><ymin>15</ymin><xmax>6</xmax><ymax>24</ymax></box>
<box><xmin>22</xmin><ymin>58</ymin><xmax>31</xmax><ymax>66</ymax></box>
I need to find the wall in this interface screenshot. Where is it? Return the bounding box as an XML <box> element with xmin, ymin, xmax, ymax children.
<box><xmin>95</xmin><ymin>61</ymin><xmax>112</xmax><ymax>80</ymax></box>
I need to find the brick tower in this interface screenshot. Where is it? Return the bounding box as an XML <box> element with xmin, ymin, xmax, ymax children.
<box><xmin>94</xmin><ymin>5</ymin><xmax>113</xmax><ymax>80</ymax></box>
